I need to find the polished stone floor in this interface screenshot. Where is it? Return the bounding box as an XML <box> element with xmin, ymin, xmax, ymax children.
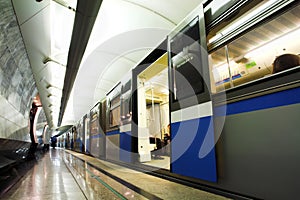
<box><xmin>1</xmin><ymin>150</ymin><xmax>86</xmax><ymax>200</ymax></box>
<box><xmin>1</xmin><ymin>149</ymin><xmax>230</xmax><ymax>200</ymax></box>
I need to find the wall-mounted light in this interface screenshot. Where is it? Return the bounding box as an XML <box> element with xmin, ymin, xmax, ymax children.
<box><xmin>46</xmin><ymin>84</ymin><xmax>62</xmax><ymax>90</ymax></box>
<box><xmin>43</xmin><ymin>57</ymin><xmax>66</xmax><ymax>67</ymax></box>
<box><xmin>52</xmin><ymin>0</ymin><xmax>76</xmax><ymax>12</ymax></box>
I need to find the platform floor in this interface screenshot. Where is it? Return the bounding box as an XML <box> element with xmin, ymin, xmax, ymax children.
<box><xmin>1</xmin><ymin>149</ymin><xmax>230</xmax><ymax>200</ymax></box>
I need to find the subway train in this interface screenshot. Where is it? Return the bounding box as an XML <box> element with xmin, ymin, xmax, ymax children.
<box><xmin>58</xmin><ymin>0</ymin><xmax>300</xmax><ymax>199</ymax></box>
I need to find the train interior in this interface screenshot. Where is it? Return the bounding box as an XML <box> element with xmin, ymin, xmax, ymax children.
<box><xmin>137</xmin><ymin>53</ymin><xmax>170</xmax><ymax>169</ymax></box>
<box><xmin>208</xmin><ymin>1</ymin><xmax>300</xmax><ymax>93</ymax></box>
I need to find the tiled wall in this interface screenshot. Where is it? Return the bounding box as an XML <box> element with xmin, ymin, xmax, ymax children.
<box><xmin>0</xmin><ymin>0</ymin><xmax>44</xmax><ymax>140</ymax></box>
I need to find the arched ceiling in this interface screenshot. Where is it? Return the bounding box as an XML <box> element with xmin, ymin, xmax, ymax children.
<box><xmin>12</xmin><ymin>0</ymin><xmax>204</xmax><ymax>129</ymax></box>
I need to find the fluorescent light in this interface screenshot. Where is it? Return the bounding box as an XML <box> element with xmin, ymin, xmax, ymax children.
<box><xmin>50</xmin><ymin>0</ymin><xmax>76</xmax><ymax>55</ymax></box>
<box><xmin>244</xmin><ymin>27</ymin><xmax>300</xmax><ymax>59</ymax></box>
<box><xmin>209</xmin><ymin>0</ymin><xmax>277</xmax><ymax>44</ymax></box>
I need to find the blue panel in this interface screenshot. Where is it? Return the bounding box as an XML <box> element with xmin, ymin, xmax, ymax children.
<box><xmin>80</xmin><ymin>140</ymin><xmax>84</xmax><ymax>152</ymax></box>
<box><xmin>86</xmin><ymin>138</ymin><xmax>90</xmax><ymax>154</ymax></box>
<box><xmin>90</xmin><ymin>133</ymin><xmax>104</xmax><ymax>139</ymax></box>
<box><xmin>171</xmin><ymin>116</ymin><xmax>217</xmax><ymax>182</ymax></box>
<box><xmin>105</xmin><ymin>130</ymin><xmax>132</xmax><ymax>163</ymax></box>
<box><xmin>77</xmin><ymin>138</ymin><xmax>83</xmax><ymax>152</ymax></box>
<box><xmin>120</xmin><ymin>131</ymin><xmax>132</xmax><ymax>163</ymax></box>
<box><xmin>106</xmin><ymin>130</ymin><xmax>120</xmax><ymax>136</ymax></box>
<box><xmin>215</xmin><ymin>87</ymin><xmax>300</xmax><ymax>116</ymax></box>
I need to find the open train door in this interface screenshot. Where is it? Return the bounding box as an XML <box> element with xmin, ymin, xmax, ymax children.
<box><xmin>132</xmin><ymin>40</ymin><xmax>169</xmax><ymax>165</ymax></box>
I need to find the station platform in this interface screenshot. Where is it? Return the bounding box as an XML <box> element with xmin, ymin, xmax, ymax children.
<box><xmin>1</xmin><ymin>149</ymin><xmax>230</xmax><ymax>200</ymax></box>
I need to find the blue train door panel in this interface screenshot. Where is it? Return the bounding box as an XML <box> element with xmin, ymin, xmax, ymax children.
<box><xmin>168</xmin><ymin>4</ymin><xmax>217</xmax><ymax>182</ymax></box>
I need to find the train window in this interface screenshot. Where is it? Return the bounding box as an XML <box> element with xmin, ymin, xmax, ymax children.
<box><xmin>90</xmin><ymin>107</ymin><xmax>99</xmax><ymax>136</ymax></box>
<box><xmin>110</xmin><ymin>107</ymin><xmax>120</xmax><ymax>127</ymax></box>
<box><xmin>209</xmin><ymin>2</ymin><xmax>300</xmax><ymax>93</ymax></box>
<box><xmin>109</xmin><ymin>95</ymin><xmax>120</xmax><ymax>128</ymax></box>
<box><xmin>111</xmin><ymin>95</ymin><xmax>120</xmax><ymax>107</ymax></box>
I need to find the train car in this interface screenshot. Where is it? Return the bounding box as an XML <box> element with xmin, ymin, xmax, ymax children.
<box><xmin>71</xmin><ymin>126</ymin><xmax>78</xmax><ymax>151</ymax></box>
<box><xmin>68</xmin><ymin>130</ymin><xmax>72</xmax><ymax>149</ymax></box>
<box><xmin>56</xmin><ymin>134</ymin><xmax>62</xmax><ymax>148</ymax></box>
<box><xmin>60</xmin><ymin>128</ymin><xmax>70</xmax><ymax>149</ymax></box>
<box><xmin>70</xmin><ymin>113</ymin><xmax>93</xmax><ymax>154</ymax></box>
<box><xmin>74</xmin><ymin>119</ymin><xmax>84</xmax><ymax>152</ymax></box>
<box><xmin>204</xmin><ymin>0</ymin><xmax>300</xmax><ymax>199</ymax></box>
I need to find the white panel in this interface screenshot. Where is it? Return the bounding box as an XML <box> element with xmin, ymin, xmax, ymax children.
<box><xmin>171</xmin><ymin>109</ymin><xmax>182</xmax><ymax>124</ymax></box>
<box><xmin>138</xmin><ymin>127</ymin><xmax>151</xmax><ymax>162</ymax></box>
<box><xmin>12</xmin><ymin>0</ymin><xmax>50</xmax><ymax>25</ymax></box>
<box><xmin>120</xmin><ymin>124</ymin><xmax>131</xmax><ymax>132</ymax></box>
<box><xmin>20</xmin><ymin>6</ymin><xmax>51</xmax><ymax>75</ymax></box>
<box><xmin>171</xmin><ymin>101</ymin><xmax>213</xmax><ymax>123</ymax></box>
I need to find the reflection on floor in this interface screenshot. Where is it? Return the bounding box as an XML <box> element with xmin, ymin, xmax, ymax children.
<box><xmin>142</xmin><ymin>156</ymin><xmax>170</xmax><ymax>170</ymax></box>
<box><xmin>2</xmin><ymin>149</ymin><xmax>230</xmax><ymax>200</ymax></box>
<box><xmin>2</xmin><ymin>149</ymin><xmax>86</xmax><ymax>200</ymax></box>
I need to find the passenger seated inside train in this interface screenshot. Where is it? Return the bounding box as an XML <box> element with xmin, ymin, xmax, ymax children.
<box><xmin>150</xmin><ymin>137</ymin><xmax>164</xmax><ymax>159</ymax></box>
<box><xmin>163</xmin><ymin>133</ymin><xmax>170</xmax><ymax>156</ymax></box>
<box><xmin>272</xmin><ymin>53</ymin><xmax>300</xmax><ymax>74</ymax></box>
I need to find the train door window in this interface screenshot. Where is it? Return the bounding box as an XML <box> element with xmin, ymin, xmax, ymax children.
<box><xmin>137</xmin><ymin>53</ymin><xmax>170</xmax><ymax>169</ymax></box>
<box><xmin>208</xmin><ymin>1</ymin><xmax>300</xmax><ymax>93</ymax></box>
<box><xmin>120</xmin><ymin>80</ymin><xmax>132</xmax><ymax>126</ymax></box>
<box><xmin>90</xmin><ymin>106</ymin><xmax>99</xmax><ymax>137</ymax></box>
<box><xmin>170</xmin><ymin>17</ymin><xmax>205</xmax><ymax>102</ymax></box>
<box><xmin>106</xmin><ymin>84</ymin><xmax>121</xmax><ymax>131</ymax></box>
